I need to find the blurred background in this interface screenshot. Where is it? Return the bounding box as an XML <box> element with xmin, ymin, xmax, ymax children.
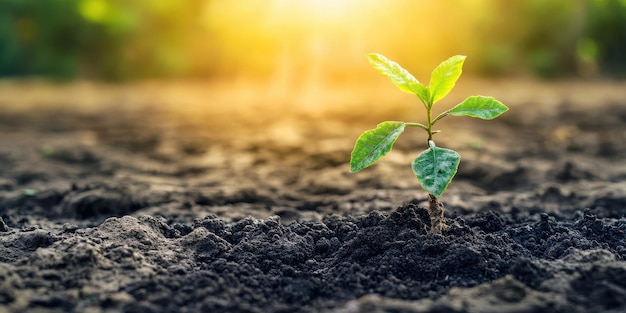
<box><xmin>0</xmin><ymin>0</ymin><xmax>625</xmax><ymax>225</ymax></box>
<box><xmin>0</xmin><ymin>0</ymin><xmax>625</xmax><ymax>83</ymax></box>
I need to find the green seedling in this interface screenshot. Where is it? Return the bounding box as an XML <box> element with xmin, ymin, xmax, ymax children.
<box><xmin>350</xmin><ymin>53</ymin><xmax>509</xmax><ymax>234</ymax></box>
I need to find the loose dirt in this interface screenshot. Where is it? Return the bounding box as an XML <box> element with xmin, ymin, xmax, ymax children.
<box><xmin>0</xmin><ymin>79</ymin><xmax>625</xmax><ymax>312</ymax></box>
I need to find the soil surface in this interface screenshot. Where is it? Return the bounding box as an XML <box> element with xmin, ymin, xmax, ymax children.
<box><xmin>1</xmin><ymin>79</ymin><xmax>626</xmax><ymax>313</ymax></box>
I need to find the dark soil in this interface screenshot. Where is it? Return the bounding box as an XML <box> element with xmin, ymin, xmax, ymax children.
<box><xmin>1</xmin><ymin>80</ymin><xmax>626</xmax><ymax>313</ymax></box>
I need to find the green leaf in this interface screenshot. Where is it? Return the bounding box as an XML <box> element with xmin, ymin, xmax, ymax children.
<box><xmin>411</xmin><ymin>141</ymin><xmax>460</xmax><ymax>198</ymax></box>
<box><xmin>367</xmin><ymin>53</ymin><xmax>429</xmax><ymax>103</ymax></box>
<box><xmin>350</xmin><ymin>121</ymin><xmax>405</xmax><ymax>172</ymax></box>
<box><xmin>429</xmin><ymin>55</ymin><xmax>466</xmax><ymax>105</ymax></box>
<box><xmin>449</xmin><ymin>96</ymin><xmax>509</xmax><ymax>119</ymax></box>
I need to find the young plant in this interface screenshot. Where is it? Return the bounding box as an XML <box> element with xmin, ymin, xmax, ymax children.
<box><xmin>350</xmin><ymin>53</ymin><xmax>509</xmax><ymax>234</ymax></box>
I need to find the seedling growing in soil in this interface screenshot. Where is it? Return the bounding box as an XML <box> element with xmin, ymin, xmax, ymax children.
<box><xmin>350</xmin><ymin>53</ymin><xmax>508</xmax><ymax>234</ymax></box>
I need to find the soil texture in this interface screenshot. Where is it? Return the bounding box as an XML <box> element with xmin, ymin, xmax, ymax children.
<box><xmin>1</xmin><ymin>79</ymin><xmax>625</xmax><ymax>313</ymax></box>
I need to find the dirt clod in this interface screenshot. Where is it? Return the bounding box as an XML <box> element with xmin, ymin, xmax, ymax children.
<box><xmin>1</xmin><ymin>81</ymin><xmax>626</xmax><ymax>312</ymax></box>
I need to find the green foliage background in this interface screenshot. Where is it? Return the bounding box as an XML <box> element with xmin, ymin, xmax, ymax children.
<box><xmin>0</xmin><ymin>0</ymin><xmax>624</xmax><ymax>80</ymax></box>
<box><xmin>472</xmin><ymin>0</ymin><xmax>626</xmax><ymax>77</ymax></box>
<box><xmin>0</xmin><ymin>0</ymin><xmax>206</xmax><ymax>80</ymax></box>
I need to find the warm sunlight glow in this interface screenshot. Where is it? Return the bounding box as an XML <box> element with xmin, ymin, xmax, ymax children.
<box><xmin>200</xmin><ymin>1</ymin><xmax>476</xmax><ymax>87</ymax></box>
<box><xmin>269</xmin><ymin>0</ymin><xmax>360</xmax><ymax>20</ymax></box>
<box><xmin>3</xmin><ymin>0</ymin><xmax>620</xmax><ymax>82</ymax></box>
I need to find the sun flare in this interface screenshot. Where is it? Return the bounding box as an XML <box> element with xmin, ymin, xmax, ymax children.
<box><xmin>269</xmin><ymin>0</ymin><xmax>360</xmax><ymax>20</ymax></box>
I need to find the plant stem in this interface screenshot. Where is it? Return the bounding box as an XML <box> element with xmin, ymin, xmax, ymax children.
<box><xmin>424</xmin><ymin>100</ymin><xmax>446</xmax><ymax>234</ymax></box>
<box><xmin>432</xmin><ymin>110</ymin><xmax>450</xmax><ymax>126</ymax></box>
<box><xmin>428</xmin><ymin>193</ymin><xmax>445</xmax><ymax>234</ymax></box>
<box><xmin>405</xmin><ymin>122</ymin><xmax>429</xmax><ymax>131</ymax></box>
<box><xmin>426</xmin><ymin>103</ymin><xmax>433</xmax><ymax>141</ymax></box>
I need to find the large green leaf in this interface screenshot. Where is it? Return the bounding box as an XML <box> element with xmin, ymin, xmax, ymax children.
<box><xmin>367</xmin><ymin>53</ymin><xmax>429</xmax><ymax>104</ymax></box>
<box><xmin>429</xmin><ymin>55</ymin><xmax>466</xmax><ymax>105</ymax></box>
<box><xmin>411</xmin><ymin>141</ymin><xmax>460</xmax><ymax>198</ymax></box>
<box><xmin>449</xmin><ymin>96</ymin><xmax>509</xmax><ymax>119</ymax></box>
<box><xmin>350</xmin><ymin>121</ymin><xmax>405</xmax><ymax>172</ymax></box>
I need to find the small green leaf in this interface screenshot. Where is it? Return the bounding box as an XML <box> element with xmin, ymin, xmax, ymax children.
<box><xmin>412</xmin><ymin>141</ymin><xmax>460</xmax><ymax>198</ymax></box>
<box><xmin>367</xmin><ymin>53</ymin><xmax>429</xmax><ymax>103</ymax></box>
<box><xmin>350</xmin><ymin>121</ymin><xmax>405</xmax><ymax>172</ymax></box>
<box><xmin>429</xmin><ymin>55</ymin><xmax>466</xmax><ymax>105</ymax></box>
<box><xmin>449</xmin><ymin>96</ymin><xmax>509</xmax><ymax>119</ymax></box>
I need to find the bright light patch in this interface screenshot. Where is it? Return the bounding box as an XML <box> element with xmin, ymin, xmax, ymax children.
<box><xmin>270</xmin><ymin>0</ymin><xmax>358</xmax><ymax>18</ymax></box>
<box><xmin>78</xmin><ymin>0</ymin><xmax>110</xmax><ymax>23</ymax></box>
<box><xmin>199</xmin><ymin>0</ymin><xmax>478</xmax><ymax>87</ymax></box>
